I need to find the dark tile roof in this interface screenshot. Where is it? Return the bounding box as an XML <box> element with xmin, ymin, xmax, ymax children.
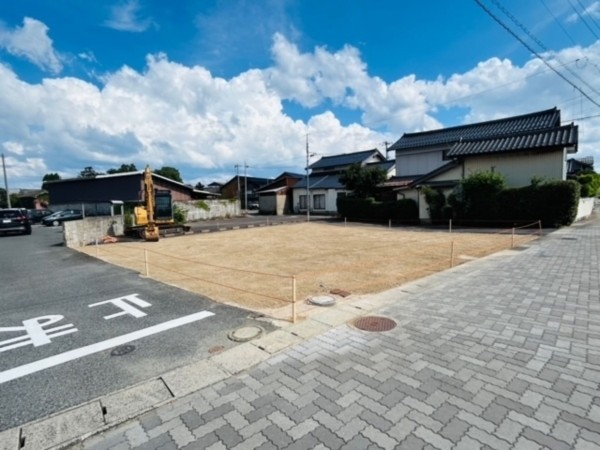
<box><xmin>447</xmin><ymin>124</ymin><xmax>578</xmax><ymax>157</ymax></box>
<box><xmin>294</xmin><ymin>174</ymin><xmax>344</xmax><ymax>189</ymax></box>
<box><xmin>310</xmin><ymin>149</ymin><xmax>384</xmax><ymax>170</ymax></box>
<box><xmin>365</xmin><ymin>160</ymin><xmax>395</xmax><ymax>171</ymax></box>
<box><xmin>389</xmin><ymin>108</ymin><xmax>561</xmax><ymax>151</ymax></box>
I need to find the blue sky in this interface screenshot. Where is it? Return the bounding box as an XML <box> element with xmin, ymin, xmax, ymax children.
<box><xmin>0</xmin><ymin>0</ymin><xmax>599</xmax><ymax>188</ymax></box>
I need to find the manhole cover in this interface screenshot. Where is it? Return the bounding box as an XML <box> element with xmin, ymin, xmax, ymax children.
<box><xmin>110</xmin><ymin>344</ymin><xmax>135</xmax><ymax>356</ymax></box>
<box><xmin>228</xmin><ymin>326</ymin><xmax>264</xmax><ymax>342</ymax></box>
<box><xmin>353</xmin><ymin>316</ymin><xmax>397</xmax><ymax>332</ymax></box>
<box><xmin>308</xmin><ymin>295</ymin><xmax>337</xmax><ymax>306</ymax></box>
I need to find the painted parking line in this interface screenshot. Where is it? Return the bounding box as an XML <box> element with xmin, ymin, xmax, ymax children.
<box><xmin>0</xmin><ymin>311</ymin><xmax>214</xmax><ymax>385</ymax></box>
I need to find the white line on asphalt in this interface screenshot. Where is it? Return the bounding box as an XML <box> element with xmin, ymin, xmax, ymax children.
<box><xmin>0</xmin><ymin>311</ymin><xmax>215</xmax><ymax>385</ymax></box>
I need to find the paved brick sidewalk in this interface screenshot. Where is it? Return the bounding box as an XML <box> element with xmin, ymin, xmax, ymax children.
<box><xmin>77</xmin><ymin>216</ymin><xmax>600</xmax><ymax>449</ymax></box>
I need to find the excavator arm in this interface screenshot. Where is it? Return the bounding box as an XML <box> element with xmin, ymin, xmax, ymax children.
<box><xmin>142</xmin><ymin>166</ymin><xmax>160</xmax><ymax>241</ymax></box>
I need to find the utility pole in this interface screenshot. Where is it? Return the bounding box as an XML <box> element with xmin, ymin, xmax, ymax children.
<box><xmin>244</xmin><ymin>161</ymin><xmax>249</xmax><ymax>214</ymax></box>
<box><xmin>234</xmin><ymin>164</ymin><xmax>240</xmax><ymax>213</ymax></box>
<box><xmin>305</xmin><ymin>134</ymin><xmax>316</xmax><ymax>222</ymax></box>
<box><xmin>2</xmin><ymin>154</ymin><xmax>10</xmax><ymax>208</ymax></box>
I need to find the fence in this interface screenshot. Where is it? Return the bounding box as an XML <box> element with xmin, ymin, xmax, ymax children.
<box><xmin>87</xmin><ymin>220</ymin><xmax>543</xmax><ymax>323</ymax></box>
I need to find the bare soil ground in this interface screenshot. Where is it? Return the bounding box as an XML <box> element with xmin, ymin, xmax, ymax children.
<box><xmin>78</xmin><ymin>222</ymin><xmax>539</xmax><ymax>321</ymax></box>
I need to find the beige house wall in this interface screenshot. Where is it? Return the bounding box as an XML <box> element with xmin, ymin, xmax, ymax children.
<box><xmin>463</xmin><ymin>150</ymin><xmax>566</xmax><ymax>187</ymax></box>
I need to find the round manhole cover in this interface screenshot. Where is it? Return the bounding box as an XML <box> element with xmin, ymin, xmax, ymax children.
<box><xmin>353</xmin><ymin>316</ymin><xmax>397</xmax><ymax>332</ymax></box>
<box><xmin>228</xmin><ymin>326</ymin><xmax>264</xmax><ymax>342</ymax></box>
<box><xmin>308</xmin><ymin>295</ymin><xmax>337</xmax><ymax>306</ymax></box>
<box><xmin>110</xmin><ymin>344</ymin><xmax>135</xmax><ymax>356</ymax></box>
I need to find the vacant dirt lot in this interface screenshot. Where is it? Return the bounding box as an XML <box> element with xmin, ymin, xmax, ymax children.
<box><xmin>79</xmin><ymin>222</ymin><xmax>539</xmax><ymax>321</ymax></box>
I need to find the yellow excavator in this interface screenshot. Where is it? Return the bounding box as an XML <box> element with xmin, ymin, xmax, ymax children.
<box><xmin>131</xmin><ymin>166</ymin><xmax>175</xmax><ymax>241</ymax></box>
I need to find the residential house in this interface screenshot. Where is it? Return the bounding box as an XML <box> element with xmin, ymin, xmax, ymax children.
<box><xmin>255</xmin><ymin>172</ymin><xmax>304</xmax><ymax>215</ymax></box>
<box><xmin>220</xmin><ymin>176</ymin><xmax>272</xmax><ymax>209</ymax></box>
<box><xmin>567</xmin><ymin>156</ymin><xmax>594</xmax><ymax>178</ymax></box>
<box><xmin>387</xmin><ymin>107</ymin><xmax>578</xmax><ymax>220</ymax></box>
<box><xmin>292</xmin><ymin>149</ymin><xmax>395</xmax><ymax>215</ymax></box>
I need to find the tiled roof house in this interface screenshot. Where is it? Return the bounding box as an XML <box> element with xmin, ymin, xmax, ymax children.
<box><xmin>387</xmin><ymin>107</ymin><xmax>578</xmax><ymax>219</ymax></box>
<box><xmin>293</xmin><ymin>149</ymin><xmax>394</xmax><ymax>214</ymax></box>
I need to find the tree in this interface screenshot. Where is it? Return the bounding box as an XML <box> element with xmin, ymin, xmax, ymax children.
<box><xmin>155</xmin><ymin>166</ymin><xmax>183</xmax><ymax>183</ymax></box>
<box><xmin>194</xmin><ymin>181</ymin><xmax>205</xmax><ymax>190</ymax></box>
<box><xmin>79</xmin><ymin>166</ymin><xmax>102</xmax><ymax>178</ymax></box>
<box><xmin>576</xmin><ymin>172</ymin><xmax>600</xmax><ymax>197</ymax></box>
<box><xmin>42</xmin><ymin>173</ymin><xmax>61</xmax><ymax>183</ymax></box>
<box><xmin>339</xmin><ymin>163</ymin><xmax>387</xmax><ymax>199</ymax></box>
<box><xmin>107</xmin><ymin>163</ymin><xmax>138</xmax><ymax>174</ymax></box>
<box><xmin>0</xmin><ymin>187</ymin><xmax>7</xmax><ymax>208</ymax></box>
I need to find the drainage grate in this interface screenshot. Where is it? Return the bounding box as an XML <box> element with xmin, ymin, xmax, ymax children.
<box><xmin>353</xmin><ymin>316</ymin><xmax>397</xmax><ymax>332</ymax></box>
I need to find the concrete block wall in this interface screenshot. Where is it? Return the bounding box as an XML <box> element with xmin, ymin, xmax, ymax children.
<box><xmin>575</xmin><ymin>197</ymin><xmax>596</xmax><ymax>222</ymax></box>
<box><xmin>64</xmin><ymin>216</ymin><xmax>125</xmax><ymax>248</ymax></box>
<box><xmin>176</xmin><ymin>200</ymin><xmax>239</xmax><ymax>221</ymax></box>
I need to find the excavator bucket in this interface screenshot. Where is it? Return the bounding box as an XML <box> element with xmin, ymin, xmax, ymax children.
<box><xmin>143</xmin><ymin>226</ymin><xmax>160</xmax><ymax>242</ymax></box>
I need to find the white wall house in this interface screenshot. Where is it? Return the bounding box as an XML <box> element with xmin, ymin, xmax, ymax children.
<box><xmin>292</xmin><ymin>149</ymin><xmax>395</xmax><ymax>215</ymax></box>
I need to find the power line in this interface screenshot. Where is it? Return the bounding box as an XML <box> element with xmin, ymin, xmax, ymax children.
<box><xmin>474</xmin><ymin>0</ymin><xmax>600</xmax><ymax>108</ymax></box>
<box><xmin>568</xmin><ymin>0</ymin><xmax>600</xmax><ymax>39</ymax></box>
<box><xmin>577</xmin><ymin>0</ymin><xmax>600</xmax><ymax>33</ymax></box>
<box><xmin>491</xmin><ymin>0</ymin><xmax>600</xmax><ymax>98</ymax></box>
<box><xmin>539</xmin><ymin>0</ymin><xmax>578</xmax><ymax>46</ymax></box>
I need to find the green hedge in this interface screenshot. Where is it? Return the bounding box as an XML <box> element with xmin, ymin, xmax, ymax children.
<box><xmin>496</xmin><ymin>181</ymin><xmax>580</xmax><ymax>227</ymax></box>
<box><xmin>337</xmin><ymin>197</ymin><xmax>418</xmax><ymax>221</ymax></box>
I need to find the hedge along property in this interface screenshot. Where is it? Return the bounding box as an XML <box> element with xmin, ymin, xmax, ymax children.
<box><xmin>386</xmin><ymin>107</ymin><xmax>579</xmax><ymax>223</ymax></box>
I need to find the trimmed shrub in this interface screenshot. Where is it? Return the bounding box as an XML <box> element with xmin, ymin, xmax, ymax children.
<box><xmin>460</xmin><ymin>171</ymin><xmax>506</xmax><ymax>220</ymax></box>
<box><xmin>337</xmin><ymin>197</ymin><xmax>418</xmax><ymax>221</ymax></box>
<box><xmin>576</xmin><ymin>173</ymin><xmax>600</xmax><ymax>198</ymax></box>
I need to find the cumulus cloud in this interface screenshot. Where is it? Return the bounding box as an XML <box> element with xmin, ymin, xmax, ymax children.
<box><xmin>0</xmin><ymin>17</ymin><xmax>63</xmax><ymax>74</ymax></box>
<box><xmin>104</xmin><ymin>0</ymin><xmax>155</xmax><ymax>32</ymax></box>
<box><xmin>1</xmin><ymin>32</ymin><xmax>599</xmax><ymax>188</ymax></box>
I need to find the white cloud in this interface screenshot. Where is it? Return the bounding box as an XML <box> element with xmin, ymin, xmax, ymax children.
<box><xmin>0</xmin><ymin>17</ymin><xmax>63</xmax><ymax>74</ymax></box>
<box><xmin>104</xmin><ymin>0</ymin><xmax>155</xmax><ymax>32</ymax></box>
<box><xmin>1</xmin><ymin>32</ymin><xmax>599</xmax><ymax>188</ymax></box>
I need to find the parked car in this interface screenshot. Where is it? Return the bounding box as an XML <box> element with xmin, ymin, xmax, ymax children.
<box><xmin>27</xmin><ymin>209</ymin><xmax>54</xmax><ymax>223</ymax></box>
<box><xmin>0</xmin><ymin>208</ymin><xmax>32</xmax><ymax>235</ymax></box>
<box><xmin>41</xmin><ymin>209</ymin><xmax>83</xmax><ymax>226</ymax></box>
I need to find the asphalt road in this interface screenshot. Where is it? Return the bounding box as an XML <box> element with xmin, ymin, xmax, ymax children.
<box><xmin>0</xmin><ymin>224</ymin><xmax>275</xmax><ymax>431</ymax></box>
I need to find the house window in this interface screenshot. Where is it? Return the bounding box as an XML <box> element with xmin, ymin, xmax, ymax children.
<box><xmin>313</xmin><ymin>194</ymin><xmax>325</xmax><ymax>210</ymax></box>
<box><xmin>299</xmin><ymin>195</ymin><xmax>307</xmax><ymax>209</ymax></box>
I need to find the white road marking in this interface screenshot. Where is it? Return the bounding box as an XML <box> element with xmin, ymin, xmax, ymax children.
<box><xmin>0</xmin><ymin>315</ymin><xmax>77</xmax><ymax>353</ymax></box>
<box><xmin>0</xmin><ymin>311</ymin><xmax>215</xmax><ymax>385</ymax></box>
